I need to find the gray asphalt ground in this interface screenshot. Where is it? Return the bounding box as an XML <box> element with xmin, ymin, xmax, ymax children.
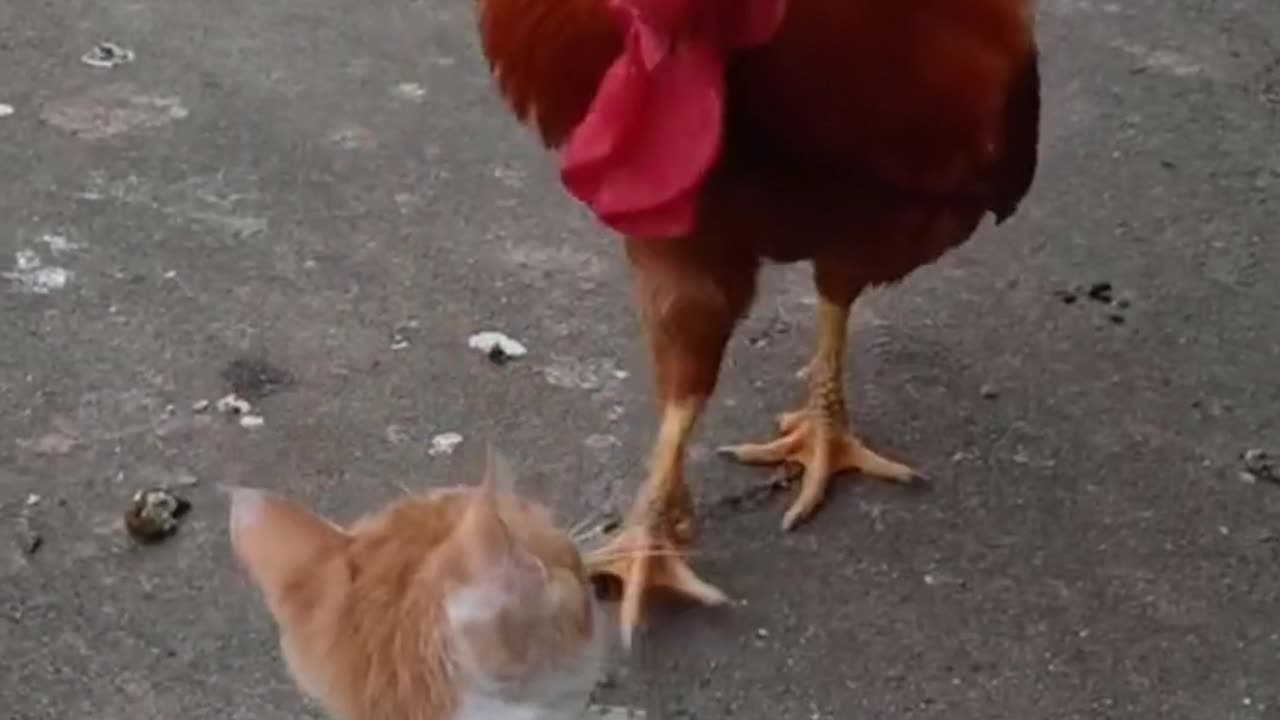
<box><xmin>2</xmin><ymin>0</ymin><xmax>1279</xmax><ymax>718</ymax></box>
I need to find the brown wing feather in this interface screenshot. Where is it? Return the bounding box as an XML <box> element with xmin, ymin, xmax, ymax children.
<box><xmin>988</xmin><ymin>50</ymin><xmax>1040</xmax><ymax>224</ymax></box>
<box><xmin>476</xmin><ymin>0</ymin><xmax>622</xmax><ymax>148</ymax></box>
<box><xmin>727</xmin><ymin>0</ymin><xmax>1035</xmax><ymax>199</ymax></box>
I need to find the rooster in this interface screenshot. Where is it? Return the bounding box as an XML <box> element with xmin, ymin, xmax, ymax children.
<box><xmin>474</xmin><ymin>0</ymin><xmax>1041</xmax><ymax>643</ymax></box>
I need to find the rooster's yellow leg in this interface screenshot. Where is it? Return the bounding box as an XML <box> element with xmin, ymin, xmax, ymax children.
<box><xmin>720</xmin><ymin>297</ymin><xmax>923</xmax><ymax>530</ymax></box>
<box><xmin>586</xmin><ymin>397</ymin><xmax>728</xmax><ymax>648</ymax></box>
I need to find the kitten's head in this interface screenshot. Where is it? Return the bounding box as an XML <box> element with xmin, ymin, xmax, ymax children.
<box><xmin>229</xmin><ymin>449</ymin><xmax>604</xmax><ymax>719</ymax></box>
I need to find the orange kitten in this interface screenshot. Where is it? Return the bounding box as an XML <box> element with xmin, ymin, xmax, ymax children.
<box><xmin>229</xmin><ymin>450</ymin><xmax>607</xmax><ymax>720</ymax></box>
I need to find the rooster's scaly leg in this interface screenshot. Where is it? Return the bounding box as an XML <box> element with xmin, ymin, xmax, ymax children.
<box><xmin>721</xmin><ymin>297</ymin><xmax>922</xmax><ymax>530</ymax></box>
<box><xmin>586</xmin><ymin>397</ymin><xmax>728</xmax><ymax>648</ymax></box>
<box><xmin>590</xmin><ymin>238</ymin><xmax>756</xmax><ymax>645</ymax></box>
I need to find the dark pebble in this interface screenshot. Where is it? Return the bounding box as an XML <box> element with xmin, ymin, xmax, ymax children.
<box><xmin>14</xmin><ymin>518</ymin><xmax>42</xmax><ymax>555</ymax></box>
<box><xmin>487</xmin><ymin>345</ymin><xmax>513</xmax><ymax>365</ymax></box>
<box><xmin>1244</xmin><ymin>449</ymin><xmax>1278</xmax><ymax>484</ymax></box>
<box><xmin>221</xmin><ymin>357</ymin><xmax>294</xmax><ymax>401</ymax></box>
<box><xmin>124</xmin><ymin>489</ymin><xmax>192</xmax><ymax>544</ymax></box>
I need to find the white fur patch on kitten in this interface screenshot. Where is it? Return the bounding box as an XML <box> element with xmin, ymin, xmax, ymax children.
<box><xmin>454</xmin><ymin>599</ymin><xmax>608</xmax><ymax>720</ymax></box>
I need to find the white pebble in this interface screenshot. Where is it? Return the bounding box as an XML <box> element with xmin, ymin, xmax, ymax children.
<box><xmin>588</xmin><ymin>707</ymin><xmax>646</xmax><ymax>720</ymax></box>
<box><xmin>394</xmin><ymin>82</ymin><xmax>427</xmax><ymax>100</ymax></box>
<box><xmin>238</xmin><ymin>414</ymin><xmax>266</xmax><ymax>429</ymax></box>
<box><xmin>467</xmin><ymin>331</ymin><xmax>527</xmax><ymax>359</ymax></box>
<box><xmin>80</xmin><ymin>42</ymin><xmax>135</xmax><ymax>69</ymax></box>
<box><xmin>215</xmin><ymin>393</ymin><xmax>252</xmax><ymax>415</ymax></box>
<box><xmin>0</xmin><ymin>104</ymin><xmax>14</xmax><ymax>118</ymax></box>
<box><xmin>585</xmin><ymin>433</ymin><xmax>621</xmax><ymax>450</ymax></box>
<box><xmin>429</xmin><ymin>432</ymin><xmax>463</xmax><ymax>456</ymax></box>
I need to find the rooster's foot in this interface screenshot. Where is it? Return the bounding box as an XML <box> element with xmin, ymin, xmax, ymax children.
<box><xmin>719</xmin><ymin>410</ymin><xmax>925</xmax><ymax>530</ymax></box>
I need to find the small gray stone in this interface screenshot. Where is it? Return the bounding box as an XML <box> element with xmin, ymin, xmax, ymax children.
<box><xmin>124</xmin><ymin>489</ymin><xmax>192</xmax><ymax>544</ymax></box>
<box><xmin>1243</xmin><ymin>449</ymin><xmax>1277</xmax><ymax>484</ymax></box>
<box><xmin>13</xmin><ymin>517</ymin><xmax>42</xmax><ymax>555</ymax></box>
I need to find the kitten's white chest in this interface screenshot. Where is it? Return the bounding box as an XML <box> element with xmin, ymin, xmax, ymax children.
<box><xmin>451</xmin><ymin>606</ymin><xmax>607</xmax><ymax>720</ymax></box>
<box><xmin>444</xmin><ymin>557</ymin><xmax>609</xmax><ymax>720</ymax></box>
<box><xmin>453</xmin><ymin>639</ymin><xmax>604</xmax><ymax>720</ymax></box>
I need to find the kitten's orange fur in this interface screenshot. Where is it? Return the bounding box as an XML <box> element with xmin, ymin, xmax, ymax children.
<box><xmin>230</xmin><ymin>451</ymin><xmax>606</xmax><ymax>720</ymax></box>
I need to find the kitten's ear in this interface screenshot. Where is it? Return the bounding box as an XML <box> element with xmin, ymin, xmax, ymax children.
<box><xmin>482</xmin><ymin>441</ymin><xmax>559</xmax><ymax>519</ymax></box>
<box><xmin>453</xmin><ymin>446</ymin><xmax>541</xmax><ymax>580</ymax></box>
<box><xmin>228</xmin><ymin>487</ymin><xmax>349</xmax><ymax>606</ymax></box>
<box><xmin>456</xmin><ymin>447</ymin><xmax>517</xmax><ymax>565</ymax></box>
<box><xmin>482</xmin><ymin>442</ymin><xmax>518</xmax><ymax>496</ymax></box>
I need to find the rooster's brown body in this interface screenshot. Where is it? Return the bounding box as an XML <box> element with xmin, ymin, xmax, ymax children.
<box><xmin>476</xmin><ymin>0</ymin><xmax>1041</xmax><ymax>640</ymax></box>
